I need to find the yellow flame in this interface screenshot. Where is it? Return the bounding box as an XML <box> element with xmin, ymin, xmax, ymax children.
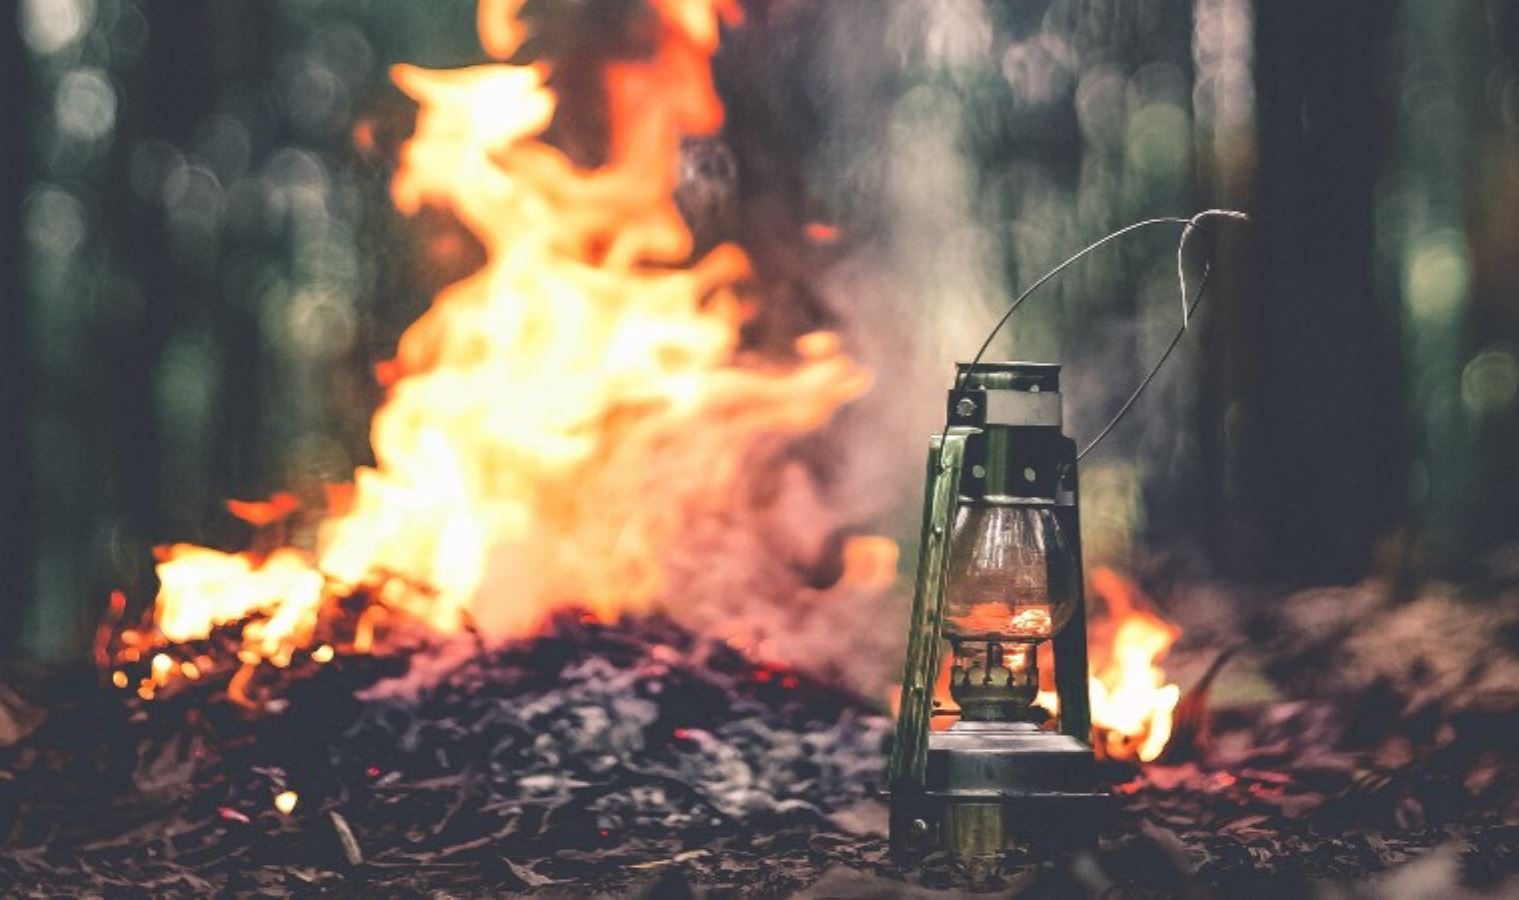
<box><xmin>1089</xmin><ymin>616</ymin><xmax>1182</xmax><ymax>762</ymax></box>
<box><xmin>1081</xmin><ymin>568</ymin><xmax>1181</xmax><ymax>763</ymax></box>
<box><xmin>136</xmin><ymin>0</ymin><xmax>869</xmax><ymax>670</ymax></box>
<box><xmin>154</xmin><ymin>546</ymin><xmax>325</xmax><ymax>653</ymax></box>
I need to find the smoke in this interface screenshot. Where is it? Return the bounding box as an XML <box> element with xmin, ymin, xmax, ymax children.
<box><xmin>663</xmin><ymin>0</ymin><xmax>1254</xmax><ymax>696</ymax></box>
<box><xmin>648</xmin><ymin>2</ymin><xmax>1023</xmax><ymax>698</ymax></box>
<box><xmin>810</xmin><ymin>0</ymin><xmax>1250</xmax><ymax>572</ymax></box>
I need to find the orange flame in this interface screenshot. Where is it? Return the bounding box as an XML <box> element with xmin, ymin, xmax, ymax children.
<box><xmin>133</xmin><ymin>0</ymin><xmax>869</xmax><ymax>673</ymax></box>
<box><xmin>1082</xmin><ymin>567</ymin><xmax>1181</xmax><ymax>762</ymax></box>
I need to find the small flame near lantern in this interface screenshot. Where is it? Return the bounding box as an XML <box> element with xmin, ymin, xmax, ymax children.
<box><xmin>107</xmin><ymin>0</ymin><xmax>873</xmax><ymax>689</ymax></box>
<box><xmin>1035</xmin><ymin>567</ymin><xmax>1181</xmax><ymax>762</ymax></box>
<box><xmin>1085</xmin><ymin>568</ymin><xmax>1182</xmax><ymax>762</ymax></box>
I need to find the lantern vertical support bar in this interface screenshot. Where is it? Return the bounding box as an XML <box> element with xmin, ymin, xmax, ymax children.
<box><xmin>1052</xmin><ymin>475</ymin><xmax>1092</xmax><ymax>743</ymax></box>
<box><xmin>888</xmin><ymin>430</ymin><xmax>970</xmax><ymax>840</ymax></box>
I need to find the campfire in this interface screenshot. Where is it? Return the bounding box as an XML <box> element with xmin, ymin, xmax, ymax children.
<box><xmin>102</xmin><ymin>0</ymin><xmax>875</xmax><ymax>703</ymax></box>
<box><xmin>2</xmin><ymin>0</ymin><xmax>1517</xmax><ymax>897</ymax></box>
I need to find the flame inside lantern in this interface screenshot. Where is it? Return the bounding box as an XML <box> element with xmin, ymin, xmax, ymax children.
<box><xmin>914</xmin><ymin>568</ymin><xmax>1180</xmax><ymax>761</ymax></box>
<box><xmin>126</xmin><ymin>0</ymin><xmax>871</xmax><ymax>683</ymax></box>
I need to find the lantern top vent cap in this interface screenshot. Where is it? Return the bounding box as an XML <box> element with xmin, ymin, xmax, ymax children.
<box><xmin>954</xmin><ymin>361</ymin><xmax>1060</xmax><ymax>393</ymax></box>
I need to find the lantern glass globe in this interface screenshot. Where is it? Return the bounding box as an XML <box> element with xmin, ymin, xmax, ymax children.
<box><xmin>943</xmin><ymin>504</ymin><xmax>1077</xmax><ymax>645</ymax></box>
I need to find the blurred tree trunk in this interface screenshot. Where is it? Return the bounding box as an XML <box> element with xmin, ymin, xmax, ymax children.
<box><xmin>123</xmin><ymin>0</ymin><xmax>224</xmax><ymax>539</ymax></box>
<box><xmin>117</xmin><ymin>0</ymin><xmax>275</xmax><ymax>547</ymax></box>
<box><xmin>1469</xmin><ymin>3</ymin><xmax>1519</xmax><ymax>557</ymax></box>
<box><xmin>1234</xmin><ymin>0</ymin><xmax>1406</xmax><ymax>583</ymax></box>
<box><xmin>1387</xmin><ymin>0</ymin><xmax>1490</xmax><ymax>570</ymax></box>
<box><xmin>0</xmin><ymin>17</ymin><xmax>34</xmax><ymax>653</ymax></box>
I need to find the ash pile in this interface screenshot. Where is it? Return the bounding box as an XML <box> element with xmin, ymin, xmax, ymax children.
<box><xmin>0</xmin><ymin>614</ymin><xmax>891</xmax><ymax>896</ymax></box>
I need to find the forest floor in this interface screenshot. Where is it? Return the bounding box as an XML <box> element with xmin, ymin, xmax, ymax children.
<box><xmin>1</xmin><ymin>573</ymin><xmax>1516</xmax><ymax>897</ymax></box>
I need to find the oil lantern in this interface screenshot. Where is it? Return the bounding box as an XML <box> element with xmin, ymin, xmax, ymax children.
<box><xmin>888</xmin><ymin>361</ymin><xmax>1104</xmax><ymax>857</ymax></box>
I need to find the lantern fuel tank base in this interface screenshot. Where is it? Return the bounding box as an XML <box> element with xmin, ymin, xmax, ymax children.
<box><xmin>890</xmin><ymin>722</ymin><xmax>1107</xmax><ymax>858</ymax></box>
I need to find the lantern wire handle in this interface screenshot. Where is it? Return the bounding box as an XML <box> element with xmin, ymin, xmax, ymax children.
<box><xmin>1077</xmin><ymin>260</ymin><xmax>1212</xmax><ymax>461</ymax></box>
<box><xmin>946</xmin><ymin>209</ymin><xmax>1249</xmax><ymax>461</ymax></box>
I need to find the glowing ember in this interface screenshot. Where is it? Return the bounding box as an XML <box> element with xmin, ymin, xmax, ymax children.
<box><xmin>112</xmin><ymin>0</ymin><xmax>870</xmax><ymax>681</ymax></box>
<box><xmin>273</xmin><ymin>791</ymin><xmax>299</xmax><ymax>815</ymax></box>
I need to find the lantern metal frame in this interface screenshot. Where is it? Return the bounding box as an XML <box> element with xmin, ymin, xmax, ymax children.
<box><xmin>887</xmin><ymin>361</ymin><xmax>1105</xmax><ymax>857</ymax></box>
